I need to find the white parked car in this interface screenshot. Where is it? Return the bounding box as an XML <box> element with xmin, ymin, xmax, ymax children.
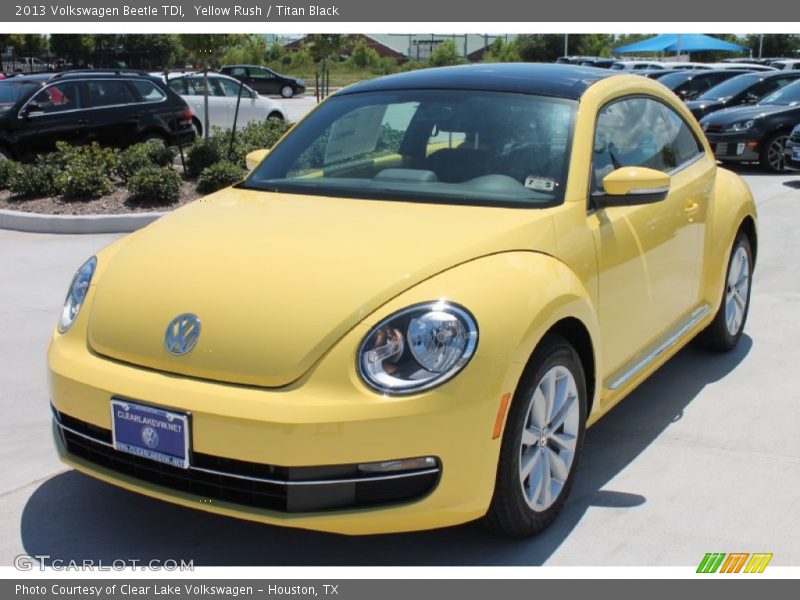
<box><xmin>705</xmin><ymin>62</ymin><xmax>777</xmax><ymax>71</ymax></box>
<box><xmin>154</xmin><ymin>71</ymin><xmax>287</xmax><ymax>137</ymax></box>
<box><xmin>771</xmin><ymin>59</ymin><xmax>800</xmax><ymax>71</ymax></box>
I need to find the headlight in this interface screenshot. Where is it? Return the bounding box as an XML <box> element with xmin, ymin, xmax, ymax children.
<box><xmin>58</xmin><ymin>256</ymin><xmax>96</xmax><ymax>333</ymax></box>
<box><xmin>357</xmin><ymin>301</ymin><xmax>478</xmax><ymax>394</ymax></box>
<box><xmin>725</xmin><ymin>119</ymin><xmax>755</xmax><ymax>133</ymax></box>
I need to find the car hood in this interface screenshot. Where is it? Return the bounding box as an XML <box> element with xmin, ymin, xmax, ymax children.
<box><xmin>701</xmin><ymin>103</ymin><xmax>796</xmax><ymax>125</ymax></box>
<box><xmin>87</xmin><ymin>188</ymin><xmax>554</xmax><ymax>388</ymax></box>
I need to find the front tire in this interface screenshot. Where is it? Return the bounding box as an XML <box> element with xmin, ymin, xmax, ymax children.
<box><xmin>760</xmin><ymin>132</ymin><xmax>789</xmax><ymax>172</ymax></box>
<box><xmin>695</xmin><ymin>232</ymin><xmax>753</xmax><ymax>351</ymax></box>
<box><xmin>280</xmin><ymin>85</ymin><xmax>294</xmax><ymax>99</ymax></box>
<box><xmin>485</xmin><ymin>335</ymin><xmax>587</xmax><ymax>537</ymax></box>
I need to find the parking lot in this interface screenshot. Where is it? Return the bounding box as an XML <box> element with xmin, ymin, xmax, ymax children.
<box><xmin>0</xmin><ymin>165</ymin><xmax>798</xmax><ymax>567</ymax></box>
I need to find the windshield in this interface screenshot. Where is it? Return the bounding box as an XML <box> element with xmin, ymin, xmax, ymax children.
<box><xmin>0</xmin><ymin>80</ymin><xmax>40</xmax><ymax>113</ymax></box>
<box><xmin>245</xmin><ymin>89</ymin><xmax>577</xmax><ymax>208</ymax></box>
<box><xmin>759</xmin><ymin>81</ymin><xmax>800</xmax><ymax>106</ymax></box>
<box><xmin>696</xmin><ymin>74</ymin><xmax>760</xmax><ymax>101</ymax></box>
<box><xmin>658</xmin><ymin>72</ymin><xmax>693</xmax><ymax>89</ymax></box>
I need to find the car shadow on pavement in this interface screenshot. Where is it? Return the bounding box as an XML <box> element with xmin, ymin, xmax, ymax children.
<box><xmin>20</xmin><ymin>336</ymin><xmax>751</xmax><ymax>566</ymax></box>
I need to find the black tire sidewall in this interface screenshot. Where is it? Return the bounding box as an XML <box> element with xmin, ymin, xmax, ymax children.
<box><xmin>490</xmin><ymin>336</ymin><xmax>587</xmax><ymax>536</ymax></box>
<box><xmin>760</xmin><ymin>132</ymin><xmax>788</xmax><ymax>172</ymax></box>
<box><xmin>719</xmin><ymin>233</ymin><xmax>753</xmax><ymax>346</ymax></box>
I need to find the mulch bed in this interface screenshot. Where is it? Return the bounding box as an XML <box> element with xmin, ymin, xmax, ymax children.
<box><xmin>0</xmin><ymin>180</ymin><xmax>202</xmax><ymax>215</ymax></box>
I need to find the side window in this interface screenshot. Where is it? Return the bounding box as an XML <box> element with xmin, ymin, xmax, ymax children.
<box><xmin>658</xmin><ymin>104</ymin><xmax>704</xmax><ymax>166</ymax></box>
<box><xmin>215</xmin><ymin>77</ymin><xmax>252</xmax><ymax>98</ymax></box>
<box><xmin>592</xmin><ymin>97</ymin><xmax>676</xmax><ymax>189</ymax></box>
<box><xmin>130</xmin><ymin>80</ymin><xmax>166</xmax><ymax>103</ymax></box>
<box><xmin>250</xmin><ymin>68</ymin><xmax>275</xmax><ymax>80</ymax></box>
<box><xmin>168</xmin><ymin>78</ymin><xmax>187</xmax><ymax>95</ymax></box>
<box><xmin>748</xmin><ymin>79</ymin><xmax>780</xmax><ymax>100</ymax></box>
<box><xmin>229</xmin><ymin>67</ymin><xmax>247</xmax><ymax>78</ymax></box>
<box><xmin>30</xmin><ymin>82</ymin><xmax>79</xmax><ymax>114</ymax></box>
<box><xmin>187</xmin><ymin>77</ymin><xmax>224</xmax><ymax>96</ymax></box>
<box><xmin>87</xmin><ymin>80</ymin><xmax>135</xmax><ymax>108</ymax></box>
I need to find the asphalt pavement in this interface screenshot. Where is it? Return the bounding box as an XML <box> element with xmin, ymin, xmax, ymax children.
<box><xmin>1</xmin><ymin>166</ymin><xmax>798</xmax><ymax>566</ymax></box>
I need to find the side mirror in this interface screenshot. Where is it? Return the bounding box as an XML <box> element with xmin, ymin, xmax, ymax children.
<box><xmin>593</xmin><ymin>166</ymin><xmax>670</xmax><ymax>207</ymax></box>
<box><xmin>245</xmin><ymin>148</ymin><xmax>269</xmax><ymax>171</ymax></box>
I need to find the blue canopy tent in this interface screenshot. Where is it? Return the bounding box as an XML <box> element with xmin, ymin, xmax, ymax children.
<box><xmin>613</xmin><ymin>34</ymin><xmax>746</xmax><ymax>55</ymax></box>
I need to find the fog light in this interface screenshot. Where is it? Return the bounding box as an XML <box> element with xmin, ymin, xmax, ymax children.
<box><xmin>736</xmin><ymin>143</ymin><xmax>746</xmax><ymax>155</ymax></box>
<box><xmin>358</xmin><ymin>456</ymin><xmax>437</xmax><ymax>474</ymax></box>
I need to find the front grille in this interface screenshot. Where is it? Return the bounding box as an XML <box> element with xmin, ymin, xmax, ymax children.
<box><xmin>54</xmin><ymin>409</ymin><xmax>439</xmax><ymax>513</ymax></box>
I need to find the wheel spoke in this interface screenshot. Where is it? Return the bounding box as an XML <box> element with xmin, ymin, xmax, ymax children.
<box><xmin>521</xmin><ymin>426</ymin><xmax>541</xmax><ymax>447</ymax></box>
<box><xmin>545</xmin><ymin>370</ymin><xmax>556</xmax><ymax>425</ymax></box>
<box><xmin>520</xmin><ymin>446</ymin><xmax>542</xmax><ymax>481</ymax></box>
<box><xmin>527</xmin><ymin>450</ymin><xmax>545</xmax><ymax>503</ymax></box>
<box><xmin>548</xmin><ymin>392</ymin><xmax>577</xmax><ymax>432</ymax></box>
<box><xmin>549</xmin><ymin>431</ymin><xmax>577</xmax><ymax>452</ymax></box>
<box><xmin>530</xmin><ymin>387</ymin><xmax>547</xmax><ymax>429</ymax></box>
<box><xmin>547</xmin><ymin>448</ymin><xmax>569</xmax><ymax>482</ymax></box>
<box><xmin>538</xmin><ymin>450</ymin><xmax>552</xmax><ymax>507</ymax></box>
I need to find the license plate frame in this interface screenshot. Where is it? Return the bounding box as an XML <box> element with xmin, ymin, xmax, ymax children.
<box><xmin>110</xmin><ymin>398</ymin><xmax>190</xmax><ymax>469</ymax></box>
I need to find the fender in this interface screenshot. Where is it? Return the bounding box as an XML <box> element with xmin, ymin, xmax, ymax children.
<box><xmin>701</xmin><ymin>167</ymin><xmax>758</xmax><ymax>313</ymax></box>
<box><xmin>362</xmin><ymin>250</ymin><xmax>602</xmax><ymax>418</ymax></box>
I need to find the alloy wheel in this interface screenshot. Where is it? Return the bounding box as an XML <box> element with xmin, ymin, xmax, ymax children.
<box><xmin>725</xmin><ymin>244</ymin><xmax>750</xmax><ymax>336</ymax></box>
<box><xmin>518</xmin><ymin>365</ymin><xmax>580</xmax><ymax>512</ymax></box>
<box><xmin>767</xmin><ymin>135</ymin><xmax>788</xmax><ymax>171</ymax></box>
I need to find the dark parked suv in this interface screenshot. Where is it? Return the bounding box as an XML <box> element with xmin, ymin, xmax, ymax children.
<box><xmin>0</xmin><ymin>70</ymin><xmax>195</xmax><ymax>161</ymax></box>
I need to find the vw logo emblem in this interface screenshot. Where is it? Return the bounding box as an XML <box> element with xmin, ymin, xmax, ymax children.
<box><xmin>164</xmin><ymin>313</ymin><xmax>201</xmax><ymax>356</ymax></box>
<box><xmin>141</xmin><ymin>426</ymin><xmax>159</xmax><ymax>448</ymax></box>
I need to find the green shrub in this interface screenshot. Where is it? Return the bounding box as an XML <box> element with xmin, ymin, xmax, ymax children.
<box><xmin>115</xmin><ymin>141</ymin><xmax>177</xmax><ymax>182</ymax></box>
<box><xmin>0</xmin><ymin>160</ymin><xmax>20</xmax><ymax>190</ymax></box>
<box><xmin>146</xmin><ymin>140</ymin><xmax>177</xmax><ymax>167</ymax></box>
<box><xmin>127</xmin><ymin>165</ymin><xmax>182</xmax><ymax>206</ymax></box>
<box><xmin>8</xmin><ymin>162</ymin><xmax>59</xmax><ymax>198</ymax></box>
<box><xmin>53</xmin><ymin>141</ymin><xmax>117</xmax><ymax>178</ymax></box>
<box><xmin>185</xmin><ymin>138</ymin><xmax>222</xmax><ymax>178</ymax></box>
<box><xmin>115</xmin><ymin>143</ymin><xmax>153</xmax><ymax>182</ymax></box>
<box><xmin>58</xmin><ymin>162</ymin><xmax>114</xmax><ymax>200</ymax></box>
<box><xmin>196</xmin><ymin>160</ymin><xmax>244</xmax><ymax>194</ymax></box>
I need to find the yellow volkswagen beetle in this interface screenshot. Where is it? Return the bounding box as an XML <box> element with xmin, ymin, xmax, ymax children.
<box><xmin>48</xmin><ymin>64</ymin><xmax>757</xmax><ymax>537</ymax></box>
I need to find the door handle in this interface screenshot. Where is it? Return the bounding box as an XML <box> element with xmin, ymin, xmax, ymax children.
<box><xmin>76</xmin><ymin>119</ymin><xmax>88</xmax><ymax>125</ymax></box>
<box><xmin>129</xmin><ymin>112</ymin><xmax>140</xmax><ymax>118</ymax></box>
<box><xmin>685</xmin><ymin>200</ymin><xmax>701</xmax><ymax>220</ymax></box>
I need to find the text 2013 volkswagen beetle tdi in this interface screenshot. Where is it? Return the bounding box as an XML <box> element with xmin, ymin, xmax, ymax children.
<box><xmin>48</xmin><ymin>64</ymin><xmax>757</xmax><ymax>537</ymax></box>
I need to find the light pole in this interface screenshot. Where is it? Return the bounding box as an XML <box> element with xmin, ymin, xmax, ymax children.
<box><xmin>564</xmin><ymin>33</ymin><xmax>569</xmax><ymax>57</ymax></box>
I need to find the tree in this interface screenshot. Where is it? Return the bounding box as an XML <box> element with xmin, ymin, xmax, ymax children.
<box><xmin>574</xmin><ymin>34</ymin><xmax>614</xmax><ymax>58</ymax></box>
<box><xmin>8</xmin><ymin>34</ymin><xmax>48</xmax><ymax>56</ymax></box>
<box><xmin>483</xmin><ymin>38</ymin><xmax>521</xmax><ymax>63</ymax></box>
<box><xmin>429</xmin><ymin>40</ymin><xmax>463</xmax><ymax>67</ymax></box>
<box><xmin>515</xmin><ymin>35</ymin><xmax>566</xmax><ymax>62</ymax></box>
<box><xmin>305</xmin><ymin>34</ymin><xmax>348</xmax><ymax>63</ymax></box>
<box><xmin>745</xmin><ymin>34</ymin><xmax>800</xmax><ymax>58</ymax></box>
<box><xmin>350</xmin><ymin>40</ymin><xmax>380</xmax><ymax>69</ymax></box>
<box><xmin>49</xmin><ymin>35</ymin><xmax>95</xmax><ymax>66</ymax></box>
<box><xmin>118</xmin><ymin>35</ymin><xmax>181</xmax><ymax>69</ymax></box>
<box><xmin>181</xmin><ymin>34</ymin><xmax>242</xmax><ymax>67</ymax></box>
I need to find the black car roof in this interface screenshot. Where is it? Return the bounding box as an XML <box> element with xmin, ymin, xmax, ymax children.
<box><xmin>337</xmin><ymin>63</ymin><xmax>615</xmax><ymax>100</ymax></box>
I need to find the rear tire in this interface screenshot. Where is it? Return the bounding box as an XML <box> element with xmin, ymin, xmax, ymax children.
<box><xmin>140</xmin><ymin>132</ymin><xmax>167</xmax><ymax>145</ymax></box>
<box><xmin>485</xmin><ymin>335</ymin><xmax>587</xmax><ymax>538</ymax></box>
<box><xmin>267</xmin><ymin>112</ymin><xmax>284</xmax><ymax>121</ymax></box>
<box><xmin>695</xmin><ymin>232</ymin><xmax>753</xmax><ymax>352</ymax></box>
<box><xmin>759</xmin><ymin>132</ymin><xmax>789</xmax><ymax>172</ymax></box>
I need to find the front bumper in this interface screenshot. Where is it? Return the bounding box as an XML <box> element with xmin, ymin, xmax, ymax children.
<box><xmin>704</xmin><ymin>132</ymin><xmax>762</xmax><ymax>163</ymax></box>
<box><xmin>48</xmin><ymin>321</ymin><xmax>513</xmax><ymax>535</ymax></box>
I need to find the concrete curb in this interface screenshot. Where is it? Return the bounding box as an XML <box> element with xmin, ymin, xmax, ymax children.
<box><xmin>0</xmin><ymin>208</ymin><xmax>165</xmax><ymax>234</ymax></box>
